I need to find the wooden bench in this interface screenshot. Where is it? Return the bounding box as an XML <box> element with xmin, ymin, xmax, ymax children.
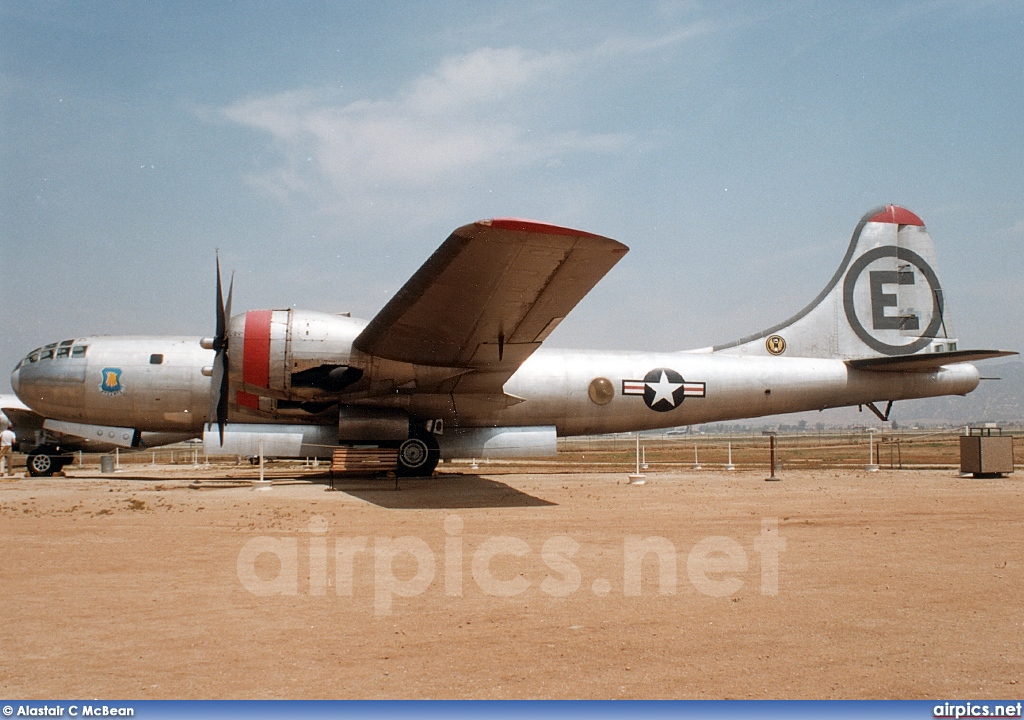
<box><xmin>330</xmin><ymin>447</ymin><xmax>398</xmax><ymax>477</ymax></box>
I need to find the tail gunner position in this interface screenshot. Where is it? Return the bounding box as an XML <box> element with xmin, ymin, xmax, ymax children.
<box><xmin>11</xmin><ymin>207</ymin><xmax>1014</xmax><ymax>476</ymax></box>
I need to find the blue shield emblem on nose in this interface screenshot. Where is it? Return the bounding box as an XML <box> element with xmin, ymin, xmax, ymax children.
<box><xmin>100</xmin><ymin>368</ymin><xmax>123</xmax><ymax>395</ymax></box>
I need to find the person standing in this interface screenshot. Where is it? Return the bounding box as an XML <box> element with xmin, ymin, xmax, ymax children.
<box><xmin>0</xmin><ymin>422</ymin><xmax>15</xmax><ymax>477</ymax></box>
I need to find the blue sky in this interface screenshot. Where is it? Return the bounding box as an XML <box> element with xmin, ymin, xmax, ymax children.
<box><xmin>3</xmin><ymin>1</ymin><xmax>1022</xmax><ymax>394</ymax></box>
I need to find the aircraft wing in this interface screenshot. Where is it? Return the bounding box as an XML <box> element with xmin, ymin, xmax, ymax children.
<box><xmin>353</xmin><ymin>219</ymin><xmax>628</xmax><ymax>392</ymax></box>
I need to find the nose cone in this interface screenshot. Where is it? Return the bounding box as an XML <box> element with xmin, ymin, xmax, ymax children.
<box><xmin>10</xmin><ymin>365</ymin><xmax>20</xmax><ymax>396</ymax></box>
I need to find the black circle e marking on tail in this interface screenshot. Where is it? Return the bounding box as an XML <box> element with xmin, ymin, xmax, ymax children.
<box><xmin>842</xmin><ymin>246</ymin><xmax>943</xmax><ymax>356</ymax></box>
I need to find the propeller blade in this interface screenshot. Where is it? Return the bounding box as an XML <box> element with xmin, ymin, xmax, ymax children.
<box><xmin>214</xmin><ymin>252</ymin><xmax>226</xmax><ymax>352</ymax></box>
<box><xmin>209</xmin><ymin>350</ymin><xmax>226</xmax><ymax>443</ymax></box>
<box><xmin>217</xmin><ymin>272</ymin><xmax>235</xmax><ymax>445</ymax></box>
<box><xmin>224</xmin><ymin>272</ymin><xmax>234</xmax><ymax>331</ymax></box>
<box><xmin>215</xmin><ymin>360</ymin><xmax>229</xmax><ymax>446</ymax></box>
<box><xmin>208</xmin><ymin>252</ymin><xmax>233</xmax><ymax>446</ymax></box>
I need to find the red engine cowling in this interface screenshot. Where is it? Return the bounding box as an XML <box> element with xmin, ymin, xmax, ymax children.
<box><xmin>228</xmin><ymin>309</ymin><xmax>368</xmax><ymax>415</ymax></box>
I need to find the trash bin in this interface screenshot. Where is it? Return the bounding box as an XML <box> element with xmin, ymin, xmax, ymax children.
<box><xmin>100</xmin><ymin>455</ymin><xmax>115</xmax><ymax>473</ymax></box>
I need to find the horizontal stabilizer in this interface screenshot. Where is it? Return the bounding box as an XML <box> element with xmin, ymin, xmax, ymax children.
<box><xmin>847</xmin><ymin>349</ymin><xmax>1017</xmax><ymax>373</ymax></box>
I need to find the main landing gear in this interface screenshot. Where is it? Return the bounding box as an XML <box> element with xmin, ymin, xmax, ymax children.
<box><xmin>395</xmin><ymin>432</ymin><xmax>440</xmax><ymax>477</ymax></box>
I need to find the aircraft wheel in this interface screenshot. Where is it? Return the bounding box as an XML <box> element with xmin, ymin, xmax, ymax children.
<box><xmin>396</xmin><ymin>435</ymin><xmax>439</xmax><ymax>477</ymax></box>
<box><xmin>27</xmin><ymin>453</ymin><xmax>55</xmax><ymax>477</ymax></box>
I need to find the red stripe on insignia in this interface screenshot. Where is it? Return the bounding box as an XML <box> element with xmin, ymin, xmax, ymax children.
<box><xmin>683</xmin><ymin>383</ymin><xmax>706</xmax><ymax>397</ymax></box>
<box><xmin>236</xmin><ymin>390</ymin><xmax>260</xmax><ymax>410</ymax></box>
<box><xmin>243</xmin><ymin>309</ymin><xmax>272</xmax><ymax>389</ymax></box>
<box><xmin>622</xmin><ymin>381</ymin><xmax>646</xmax><ymax>394</ymax></box>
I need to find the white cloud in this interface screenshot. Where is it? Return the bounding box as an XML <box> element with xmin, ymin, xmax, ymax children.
<box><xmin>996</xmin><ymin>218</ymin><xmax>1024</xmax><ymax>239</ymax></box>
<box><xmin>404</xmin><ymin>47</ymin><xmax>567</xmax><ymax>114</ymax></box>
<box><xmin>218</xmin><ymin>47</ymin><xmax>627</xmax><ymax>214</ymax></box>
<box><xmin>594</xmin><ymin>18</ymin><xmax>721</xmax><ymax>56</ymax></box>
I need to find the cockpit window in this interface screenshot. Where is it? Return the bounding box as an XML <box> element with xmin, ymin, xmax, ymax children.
<box><xmin>71</xmin><ymin>346</ymin><xmax>87</xmax><ymax>358</ymax></box>
<box><xmin>59</xmin><ymin>339</ymin><xmax>74</xmax><ymax>347</ymax></box>
<box><xmin>39</xmin><ymin>348</ymin><xmax>54</xmax><ymax>361</ymax></box>
<box><xmin>150</xmin><ymin>353</ymin><xmax>164</xmax><ymax>365</ymax></box>
<box><xmin>56</xmin><ymin>346</ymin><xmax>71</xmax><ymax>359</ymax></box>
<box><xmin>28</xmin><ymin>351</ymin><xmax>40</xmax><ymax>363</ymax></box>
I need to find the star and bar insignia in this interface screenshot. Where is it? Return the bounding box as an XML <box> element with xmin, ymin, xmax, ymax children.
<box><xmin>622</xmin><ymin>368</ymin><xmax>705</xmax><ymax>412</ymax></box>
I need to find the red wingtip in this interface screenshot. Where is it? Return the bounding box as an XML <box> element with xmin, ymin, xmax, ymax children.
<box><xmin>478</xmin><ymin>218</ymin><xmax>605</xmax><ymax>239</ymax></box>
<box><xmin>869</xmin><ymin>205</ymin><xmax>924</xmax><ymax>226</ymax></box>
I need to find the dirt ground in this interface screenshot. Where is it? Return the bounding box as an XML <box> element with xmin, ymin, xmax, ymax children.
<box><xmin>1</xmin><ymin>464</ymin><xmax>1022</xmax><ymax>699</ymax></box>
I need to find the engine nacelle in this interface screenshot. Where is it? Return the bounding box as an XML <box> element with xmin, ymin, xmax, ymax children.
<box><xmin>225</xmin><ymin>308</ymin><xmax>470</xmax><ymax>422</ymax></box>
<box><xmin>338</xmin><ymin>406</ymin><xmax>409</xmax><ymax>442</ymax></box>
<box><xmin>203</xmin><ymin>423</ymin><xmax>338</xmax><ymax>459</ymax></box>
<box><xmin>438</xmin><ymin>426</ymin><xmax>557</xmax><ymax>460</ymax></box>
<box><xmin>43</xmin><ymin>419</ymin><xmax>138</xmax><ymax>448</ymax></box>
<box><xmin>228</xmin><ymin>309</ymin><xmax>367</xmax><ymax>412</ymax></box>
<box><xmin>201</xmin><ymin>407</ymin><xmax>412</xmax><ymax>459</ymax></box>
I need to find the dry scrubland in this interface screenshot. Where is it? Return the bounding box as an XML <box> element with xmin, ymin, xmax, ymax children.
<box><xmin>1</xmin><ymin>437</ymin><xmax>1021</xmax><ymax>699</ymax></box>
<box><xmin>27</xmin><ymin>428</ymin><xmax>1008</xmax><ymax>474</ymax></box>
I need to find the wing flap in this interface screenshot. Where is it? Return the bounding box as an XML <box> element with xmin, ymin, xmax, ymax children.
<box><xmin>354</xmin><ymin>219</ymin><xmax>627</xmax><ymax>386</ymax></box>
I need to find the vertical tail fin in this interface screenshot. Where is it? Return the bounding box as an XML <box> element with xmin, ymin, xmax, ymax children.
<box><xmin>714</xmin><ymin>205</ymin><xmax>957</xmax><ymax>360</ymax></box>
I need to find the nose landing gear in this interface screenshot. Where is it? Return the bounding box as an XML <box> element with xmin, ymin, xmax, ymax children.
<box><xmin>26</xmin><ymin>447</ymin><xmax>72</xmax><ymax>477</ymax></box>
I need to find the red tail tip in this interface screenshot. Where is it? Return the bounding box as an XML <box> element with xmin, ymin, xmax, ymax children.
<box><xmin>869</xmin><ymin>205</ymin><xmax>924</xmax><ymax>226</ymax></box>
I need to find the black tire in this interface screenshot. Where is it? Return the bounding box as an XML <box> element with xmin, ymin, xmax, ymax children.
<box><xmin>27</xmin><ymin>453</ymin><xmax>55</xmax><ymax>477</ymax></box>
<box><xmin>396</xmin><ymin>434</ymin><xmax>440</xmax><ymax>477</ymax></box>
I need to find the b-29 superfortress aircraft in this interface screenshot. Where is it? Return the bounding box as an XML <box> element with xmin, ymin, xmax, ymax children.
<box><xmin>11</xmin><ymin>205</ymin><xmax>1014</xmax><ymax>476</ymax></box>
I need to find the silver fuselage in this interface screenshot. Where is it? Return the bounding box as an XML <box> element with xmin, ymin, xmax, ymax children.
<box><xmin>11</xmin><ymin>334</ymin><xmax>979</xmax><ymax>437</ymax></box>
<box><xmin>12</xmin><ymin>337</ymin><xmax>212</xmax><ymax>434</ymax></box>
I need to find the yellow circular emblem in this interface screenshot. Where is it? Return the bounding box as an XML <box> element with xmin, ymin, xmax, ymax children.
<box><xmin>588</xmin><ymin>377</ymin><xmax>614</xmax><ymax>405</ymax></box>
<box><xmin>766</xmin><ymin>335</ymin><xmax>787</xmax><ymax>355</ymax></box>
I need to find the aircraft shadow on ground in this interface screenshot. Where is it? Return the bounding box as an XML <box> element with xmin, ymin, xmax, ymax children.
<box><xmin>315</xmin><ymin>473</ymin><xmax>556</xmax><ymax>509</ymax></box>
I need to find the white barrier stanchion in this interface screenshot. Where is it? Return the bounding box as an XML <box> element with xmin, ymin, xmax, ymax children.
<box><xmin>628</xmin><ymin>434</ymin><xmax>646</xmax><ymax>484</ymax></box>
<box><xmin>253</xmin><ymin>438</ymin><xmax>272</xmax><ymax>491</ymax></box>
<box><xmin>866</xmin><ymin>428</ymin><xmax>879</xmax><ymax>472</ymax></box>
